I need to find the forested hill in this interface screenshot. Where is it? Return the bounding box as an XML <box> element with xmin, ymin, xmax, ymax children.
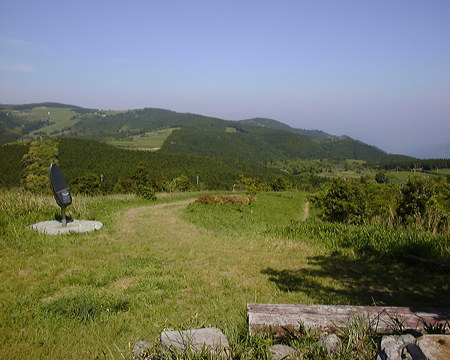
<box><xmin>1</xmin><ymin>103</ymin><xmax>414</xmax><ymax>163</ymax></box>
<box><xmin>1</xmin><ymin>102</ymin><xmax>95</xmax><ymax>113</ymax></box>
<box><xmin>239</xmin><ymin>118</ymin><xmax>334</xmax><ymax>140</ymax></box>
<box><xmin>158</xmin><ymin>126</ymin><xmax>398</xmax><ymax>163</ymax></box>
<box><xmin>0</xmin><ymin>138</ymin><xmax>302</xmax><ymax>190</ymax></box>
<box><xmin>69</xmin><ymin>107</ymin><xmax>412</xmax><ymax>163</ymax></box>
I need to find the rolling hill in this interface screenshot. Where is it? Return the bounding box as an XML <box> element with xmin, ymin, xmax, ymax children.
<box><xmin>239</xmin><ymin>118</ymin><xmax>334</xmax><ymax>140</ymax></box>
<box><xmin>0</xmin><ymin>102</ymin><xmax>414</xmax><ymax>164</ymax></box>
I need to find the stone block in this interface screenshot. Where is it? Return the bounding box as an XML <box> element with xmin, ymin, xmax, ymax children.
<box><xmin>417</xmin><ymin>335</ymin><xmax>450</xmax><ymax>360</ymax></box>
<box><xmin>269</xmin><ymin>344</ymin><xmax>296</xmax><ymax>360</ymax></box>
<box><xmin>376</xmin><ymin>334</ymin><xmax>416</xmax><ymax>360</ymax></box>
<box><xmin>161</xmin><ymin>327</ymin><xmax>229</xmax><ymax>358</ymax></box>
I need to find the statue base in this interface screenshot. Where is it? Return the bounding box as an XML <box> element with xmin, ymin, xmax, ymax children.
<box><xmin>29</xmin><ymin>220</ymin><xmax>103</xmax><ymax>234</ymax></box>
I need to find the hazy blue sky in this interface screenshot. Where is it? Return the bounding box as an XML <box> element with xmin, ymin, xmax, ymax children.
<box><xmin>1</xmin><ymin>0</ymin><xmax>449</xmax><ymax>157</ymax></box>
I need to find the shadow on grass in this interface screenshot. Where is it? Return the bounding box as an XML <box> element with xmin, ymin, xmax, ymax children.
<box><xmin>261</xmin><ymin>253</ymin><xmax>450</xmax><ymax>308</ymax></box>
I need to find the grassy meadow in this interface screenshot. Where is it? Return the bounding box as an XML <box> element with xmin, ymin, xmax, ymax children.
<box><xmin>1</xmin><ymin>190</ymin><xmax>449</xmax><ymax>359</ymax></box>
<box><xmin>11</xmin><ymin>107</ymin><xmax>80</xmax><ymax>135</ymax></box>
<box><xmin>106</xmin><ymin>128</ymin><xmax>177</xmax><ymax>150</ymax></box>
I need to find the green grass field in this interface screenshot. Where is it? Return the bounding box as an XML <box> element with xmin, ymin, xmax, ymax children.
<box><xmin>11</xmin><ymin>107</ymin><xmax>80</xmax><ymax>134</ymax></box>
<box><xmin>7</xmin><ymin>106</ymin><xmax>176</xmax><ymax>150</ymax></box>
<box><xmin>9</xmin><ymin>107</ymin><xmax>126</xmax><ymax>137</ymax></box>
<box><xmin>106</xmin><ymin>128</ymin><xmax>177</xmax><ymax>150</ymax></box>
<box><xmin>1</xmin><ymin>190</ymin><xmax>448</xmax><ymax>359</ymax></box>
<box><xmin>320</xmin><ymin>168</ymin><xmax>445</xmax><ymax>183</ymax></box>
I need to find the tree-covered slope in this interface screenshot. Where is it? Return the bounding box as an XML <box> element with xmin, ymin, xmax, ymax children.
<box><xmin>2</xmin><ymin>102</ymin><xmax>96</xmax><ymax>114</ymax></box>
<box><xmin>71</xmin><ymin>108</ymin><xmax>227</xmax><ymax>136</ymax></box>
<box><xmin>71</xmin><ymin>107</ymin><xmax>414</xmax><ymax>162</ymax></box>
<box><xmin>2</xmin><ymin>138</ymin><xmax>301</xmax><ymax>190</ymax></box>
<box><xmin>0</xmin><ymin>142</ymin><xmax>30</xmax><ymax>187</ymax></box>
<box><xmin>159</xmin><ymin>125</ymin><xmax>413</xmax><ymax>163</ymax></box>
<box><xmin>13</xmin><ymin>138</ymin><xmax>292</xmax><ymax>191</ymax></box>
<box><xmin>239</xmin><ymin>118</ymin><xmax>334</xmax><ymax>140</ymax></box>
<box><xmin>1</xmin><ymin>104</ymin><xmax>416</xmax><ymax>163</ymax></box>
<box><xmin>0</xmin><ymin>111</ymin><xmax>51</xmax><ymax>145</ymax></box>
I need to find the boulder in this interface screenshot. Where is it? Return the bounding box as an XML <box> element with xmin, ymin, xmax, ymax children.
<box><xmin>161</xmin><ymin>327</ymin><xmax>229</xmax><ymax>359</ymax></box>
<box><xmin>417</xmin><ymin>335</ymin><xmax>450</xmax><ymax>360</ymax></box>
<box><xmin>376</xmin><ymin>334</ymin><xmax>416</xmax><ymax>360</ymax></box>
<box><xmin>318</xmin><ymin>333</ymin><xmax>341</xmax><ymax>354</ymax></box>
<box><xmin>131</xmin><ymin>341</ymin><xmax>151</xmax><ymax>360</ymax></box>
<box><xmin>269</xmin><ymin>344</ymin><xmax>296</xmax><ymax>360</ymax></box>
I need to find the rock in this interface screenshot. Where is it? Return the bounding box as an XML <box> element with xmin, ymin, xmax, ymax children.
<box><xmin>318</xmin><ymin>333</ymin><xmax>341</xmax><ymax>354</ymax></box>
<box><xmin>29</xmin><ymin>219</ymin><xmax>103</xmax><ymax>234</ymax></box>
<box><xmin>376</xmin><ymin>334</ymin><xmax>416</xmax><ymax>360</ymax></box>
<box><xmin>417</xmin><ymin>335</ymin><xmax>450</xmax><ymax>360</ymax></box>
<box><xmin>161</xmin><ymin>328</ymin><xmax>229</xmax><ymax>358</ymax></box>
<box><xmin>402</xmin><ymin>344</ymin><xmax>426</xmax><ymax>360</ymax></box>
<box><xmin>131</xmin><ymin>341</ymin><xmax>151</xmax><ymax>360</ymax></box>
<box><xmin>269</xmin><ymin>344</ymin><xmax>296</xmax><ymax>360</ymax></box>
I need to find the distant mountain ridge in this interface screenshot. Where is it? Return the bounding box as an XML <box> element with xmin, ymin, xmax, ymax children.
<box><xmin>1</xmin><ymin>102</ymin><xmax>96</xmax><ymax>113</ymax></box>
<box><xmin>1</xmin><ymin>102</ymin><xmax>416</xmax><ymax>163</ymax></box>
<box><xmin>405</xmin><ymin>142</ymin><xmax>450</xmax><ymax>159</ymax></box>
<box><xmin>239</xmin><ymin>118</ymin><xmax>334</xmax><ymax>140</ymax></box>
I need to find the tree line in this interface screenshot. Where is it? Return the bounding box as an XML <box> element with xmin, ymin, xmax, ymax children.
<box><xmin>0</xmin><ymin>138</ymin><xmax>327</xmax><ymax>195</ymax></box>
<box><xmin>366</xmin><ymin>158</ymin><xmax>450</xmax><ymax>172</ymax></box>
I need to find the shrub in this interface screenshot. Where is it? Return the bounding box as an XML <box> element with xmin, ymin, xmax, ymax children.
<box><xmin>318</xmin><ymin>178</ymin><xmax>366</xmax><ymax>224</ymax></box>
<box><xmin>397</xmin><ymin>176</ymin><xmax>435</xmax><ymax>222</ymax></box>
<box><xmin>71</xmin><ymin>173</ymin><xmax>101</xmax><ymax>195</ymax></box>
<box><xmin>171</xmin><ymin>175</ymin><xmax>191</xmax><ymax>192</ymax></box>
<box><xmin>195</xmin><ymin>195</ymin><xmax>250</xmax><ymax>205</ymax></box>
<box><xmin>270</xmin><ymin>176</ymin><xmax>292</xmax><ymax>191</ymax></box>
<box><xmin>113</xmin><ymin>178</ymin><xmax>136</xmax><ymax>194</ymax></box>
<box><xmin>397</xmin><ymin>176</ymin><xmax>450</xmax><ymax>233</ymax></box>
<box><xmin>132</xmin><ymin>161</ymin><xmax>157</xmax><ymax>200</ymax></box>
<box><xmin>136</xmin><ymin>184</ymin><xmax>156</xmax><ymax>200</ymax></box>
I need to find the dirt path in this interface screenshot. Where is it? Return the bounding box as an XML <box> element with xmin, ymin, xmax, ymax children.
<box><xmin>120</xmin><ymin>198</ymin><xmax>197</xmax><ymax>235</ymax></box>
<box><xmin>302</xmin><ymin>201</ymin><xmax>310</xmax><ymax>221</ymax></box>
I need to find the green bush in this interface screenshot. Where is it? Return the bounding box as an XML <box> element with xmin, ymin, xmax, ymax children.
<box><xmin>171</xmin><ymin>175</ymin><xmax>191</xmax><ymax>192</ymax></box>
<box><xmin>312</xmin><ymin>175</ymin><xmax>450</xmax><ymax>234</ymax></box>
<box><xmin>70</xmin><ymin>173</ymin><xmax>101</xmax><ymax>195</ymax></box>
<box><xmin>136</xmin><ymin>184</ymin><xmax>156</xmax><ymax>200</ymax></box>
<box><xmin>315</xmin><ymin>178</ymin><xmax>366</xmax><ymax>224</ymax></box>
<box><xmin>398</xmin><ymin>176</ymin><xmax>435</xmax><ymax>221</ymax></box>
<box><xmin>132</xmin><ymin>161</ymin><xmax>157</xmax><ymax>200</ymax></box>
<box><xmin>270</xmin><ymin>176</ymin><xmax>292</xmax><ymax>191</ymax></box>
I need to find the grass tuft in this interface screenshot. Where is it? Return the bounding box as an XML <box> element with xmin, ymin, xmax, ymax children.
<box><xmin>42</xmin><ymin>291</ymin><xmax>130</xmax><ymax>322</ymax></box>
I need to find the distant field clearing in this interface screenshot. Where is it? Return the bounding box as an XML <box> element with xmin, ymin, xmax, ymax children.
<box><xmin>107</xmin><ymin>128</ymin><xmax>177</xmax><ymax>149</ymax></box>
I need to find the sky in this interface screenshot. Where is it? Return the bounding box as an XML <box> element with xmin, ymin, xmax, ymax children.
<box><xmin>1</xmin><ymin>0</ymin><xmax>449</xmax><ymax>158</ymax></box>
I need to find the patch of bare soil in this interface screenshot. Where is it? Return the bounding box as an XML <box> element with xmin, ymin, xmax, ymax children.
<box><xmin>120</xmin><ymin>199</ymin><xmax>197</xmax><ymax>235</ymax></box>
<box><xmin>111</xmin><ymin>277</ymin><xmax>136</xmax><ymax>290</ymax></box>
<box><xmin>302</xmin><ymin>201</ymin><xmax>310</xmax><ymax>221</ymax></box>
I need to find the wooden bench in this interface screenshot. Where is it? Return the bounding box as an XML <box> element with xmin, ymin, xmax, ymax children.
<box><xmin>248</xmin><ymin>303</ymin><xmax>450</xmax><ymax>335</ymax></box>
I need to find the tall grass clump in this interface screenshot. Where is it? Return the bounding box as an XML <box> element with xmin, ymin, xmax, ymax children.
<box><xmin>0</xmin><ymin>189</ymin><xmax>145</xmax><ymax>250</ymax></box>
<box><xmin>0</xmin><ymin>189</ymin><xmax>57</xmax><ymax>248</ymax></box>
<box><xmin>311</xmin><ymin>176</ymin><xmax>450</xmax><ymax>235</ymax></box>
<box><xmin>42</xmin><ymin>290</ymin><xmax>130</xmax><ymax>322</ymax></box>
<box><xmin>183</xmin><ymin>191</ymin><xmax>308</xmax><ymax>236</ymax></box>
<box><xmin>268</xmin><ymin>219</ymin><xmax>450</xmax><ymax>263</ymax></box>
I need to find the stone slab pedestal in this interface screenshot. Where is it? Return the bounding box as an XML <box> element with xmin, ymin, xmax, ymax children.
<box><xmin>29</xmin><ymin>220</ymin><xmax>103</xmax><ymax>234</ymax></box>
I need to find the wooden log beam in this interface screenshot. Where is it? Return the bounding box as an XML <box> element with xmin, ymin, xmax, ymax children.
<box><xmin>248</xmin><ymin>304</ymin><xmax>450</xmax><ymax>335</ymax></box>
<box><xmin>403</xmin><ymin>254</ymin><xmax>450</xmax><ymax>268</ymax></box>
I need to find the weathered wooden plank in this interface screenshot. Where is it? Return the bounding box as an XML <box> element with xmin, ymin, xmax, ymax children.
<box><xmin>403</xmin><ymin>254</ymin><xmax>450</xmax><ymax>268</ymax></box>
<box><xmin>248</xmin><ymin>304</ymin><xmax>450</xmax><ymax>335</ymax></box>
